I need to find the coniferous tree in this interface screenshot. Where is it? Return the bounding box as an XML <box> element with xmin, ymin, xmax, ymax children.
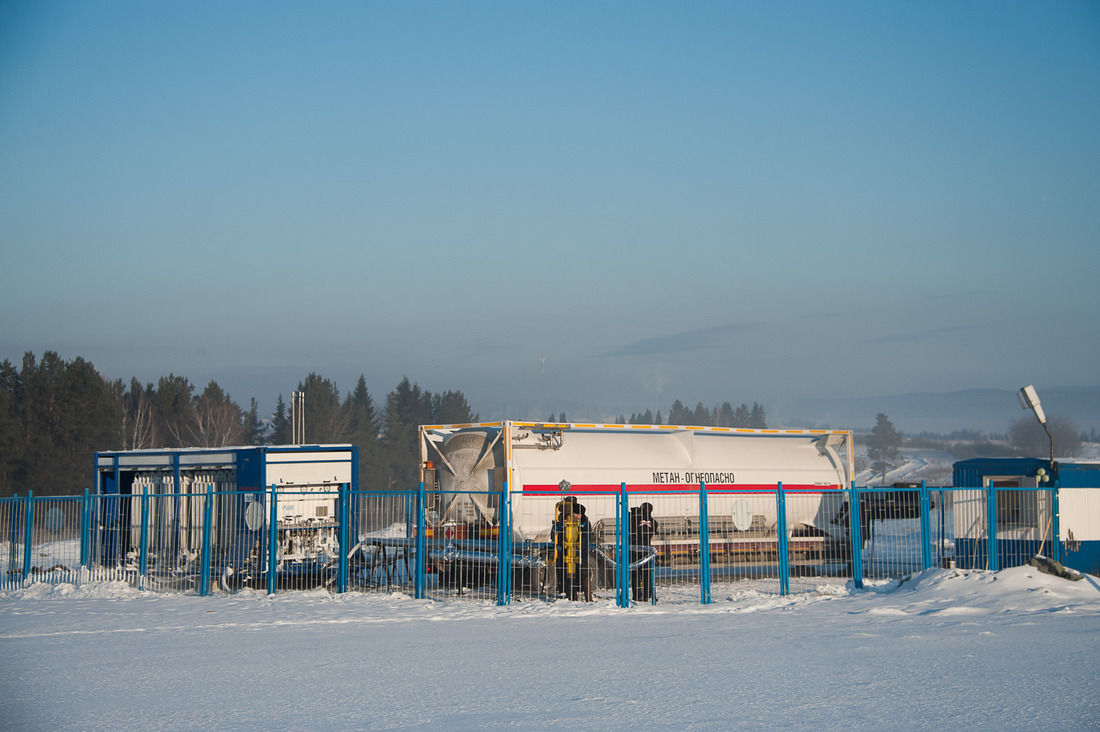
<box><xmin>297</xmin><ymin>373</ymin><xmax>348</xmax><ymax>444</ymax></box>
<box><xmin>0</xmin><ymin>360</ymin><xmax>22</xmax><ymax>495</ymax></box>
<box><xmin>750</xmin><ymin>402</ymin><xmax>767</xmax><ymax>429</ymax></box>
<box><xmin>270</xmin><ymin>395</ymin><xmax>290</xmax><ymax>445</ymax></box>
<box><xmin>346</xmin><ymin>376</ymin><xmax>383</xmax><ymax>490</ymax></box>
<box><xmin>382</xmin><ymin>377</ymin><xmax>432</xmax><ymax>490</ymax></box>
<box><xmin>242</xmin><ymin>398</ymin><xmax>264</xmax><ymax>445</ymax></box>
<box><xmin>733</xmin><ymin>403</ymin><xmax>751</xmax><ymax>428</ymax></box>
<box><xmin>667</xmin><ymin>400</ymin><xmax>690</xmax><ymax>425</ymax></box>
<box><xmin>432</xmin><ymin>390</ymin><xmax>476</xmax><ymax>424</ymax></box>
<box><xmin>12</xmin><ymin>352</ymin><xmax>122</xmax><ymax>495</ymax></box>
<box><xmin>867</xmin><ymin>413</ymin><xmax>902</xmax><ymax>485</ymax></box>
<box><xmin>153</xmin><ymin>374</ymin><xmax>196</xmax><ymax>448</ymax></box>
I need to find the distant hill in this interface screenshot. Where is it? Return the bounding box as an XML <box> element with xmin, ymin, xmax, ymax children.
<box><xmin>777</xmin><ymin>386</ymin><xmax>1100</xmax><ymax>435</ymax></box>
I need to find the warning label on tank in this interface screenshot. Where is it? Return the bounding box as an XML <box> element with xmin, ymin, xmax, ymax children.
<box><xmin>686</xmin><ymin>471</ymin><xmax>735</xmax><ymax>484</ymax></box>
<box><xmin>652</xmin><ymin>471</ymin><xmax>736</xmax><ymax>484</ymax></box>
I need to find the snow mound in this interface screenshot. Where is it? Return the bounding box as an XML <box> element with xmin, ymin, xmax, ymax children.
<box><xmin>883</xmin><ymin>565</ymin><xmax>1100</xmax><ymax>616</ymax></box>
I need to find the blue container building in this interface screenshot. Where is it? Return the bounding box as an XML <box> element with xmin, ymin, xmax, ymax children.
<box><xmin>952</xmin><ymin>457</ymin><xmax>1100</xmax><ymax>576</ymax></box>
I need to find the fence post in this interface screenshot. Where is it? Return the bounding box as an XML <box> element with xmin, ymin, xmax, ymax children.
<box><xmin>497</xmin><ymin>481</ymin><xmax>511</xmax><ymax>606</ymax></box>
<box><xmin>405</xmin><ymin>493</ymin><xmax>412</xmax><ymax>540</ymax></box>
<box><xmin>505</xmin><ymin>481</ymin><xmax>513</xmax><ymax>603</ymax></box>
<box><xmin>618</xmin><ymin>483</ymin><xmax>629</xmax><ymax>608</ymax></box>
<box><xmin>22</xmin><ymin>491</ymin><xmax>34</xmax><ymax>582</ymax></box>
<box><xmin>699</xmin><ymin>482</ymin><xmax>711</xmax><ymax>605</ymax></box>
<box><xmin>8</xmin><ymin>496</ymin><xmax>19</xmax><ymax>586</ymax></box>
<box><xmin>80</xmin><ymin>488</ymin><xmax>91</xmax><ymax>570</ymax></box>
<box><xmin>338</xmin><ymin>483</ymin><xmax>349</xmax><ymax>594</ymax></box>
<box><xmin>919</xmin><ymin>481</ymin><xmax>932</xmax><ymax>571</ymax></box>
<box><xmin>848</xmin><ymin>483</ymin><xmax>864</xmax><ymax>589</ymax></box>
<box><xmin>200</xmin><ymin>485</ymin><xmax>213</xmax><ymax>596</ymax></box>
<box><xmin>267</xmin><ymin>484</ymin><xmax>278</xmax><ymax>595</ymax></box>
<box><xmin>415</xmin><ymin>480</ymin><xmax>426</xmax><ymax>599</ymax></box>
<box><xmin>1051</xmin><ymin>484</ymin><xmax>1061</xmax><ymax>563</ymax></box>
<box><xmin>938</xmin><ymin>488</ymin><xmax>946</xmax><ymax>568</ymax></box>
<box><xmin>777</xmin><ymin>483</ymin><xmax>789</xmax><ymax>596</ymax></box>
<box><xmin>986</xmin><ymin>484</ymin><xmax>998</xmax><ymax>572</ymax></box>
<box><xmin>774</xmin><ymin>484</ymin><xmax>792</xmax><ymax>594</ymax></box>
<box><xmin>139</xmin><ymin>484</ymin><xmax>150</xmax><ymax>588</ymax></box>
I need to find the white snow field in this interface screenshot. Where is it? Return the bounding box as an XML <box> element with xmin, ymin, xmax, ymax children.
<box><xmin>2</xmin><ymin>568</ymin><xmax>1099</xmax><ymax>731</ymax></box>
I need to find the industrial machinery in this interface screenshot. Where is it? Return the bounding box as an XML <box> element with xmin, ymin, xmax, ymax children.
<box><xmin>92</xmin><ymin>445</ymin><xmax>357</xmax><ymax>590</ymax></box>
<box><xmin>419</xmin><ymin>421</ymin><xmax>855</xmax><ymax>591</ymax></box>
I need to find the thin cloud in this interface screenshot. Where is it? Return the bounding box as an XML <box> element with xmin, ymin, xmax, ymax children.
<box><xmin>867</xmin><ymin>324</ymin><xmax>976</xmax><ymax>345</ymax></box>
<box><xmin>598</xmin><ymin>323</ymin><xmax>755</xmax><ymax>358</ymax></box>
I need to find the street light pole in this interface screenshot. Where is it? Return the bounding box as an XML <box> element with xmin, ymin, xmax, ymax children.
<box><xmin>1018</xmin><ymin>384</ymin><xmax>1054</xmax><ymax>475</ymax></box>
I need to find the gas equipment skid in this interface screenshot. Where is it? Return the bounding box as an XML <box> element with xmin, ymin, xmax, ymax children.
<box><xmin>92</xmin><ymin>445</ymin><xmax>357</xmax><ymax>591</ymax></box>
<box><xmin>418</xmin><ymin>421</ymin><xmax>855</xmax><ymax>596</ymax></box>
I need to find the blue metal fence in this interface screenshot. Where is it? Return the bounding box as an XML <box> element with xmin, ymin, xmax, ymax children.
<box><xmin>0</xmin><ymin>483</ymin><xmax>1077</xmax><ymax>602</ymax></box>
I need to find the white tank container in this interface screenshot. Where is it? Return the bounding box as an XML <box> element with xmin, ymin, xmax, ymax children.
<box><xmin>420</xmin><ymin>422</ymin><xmax>853</xmax><ymax>543</ymax></box>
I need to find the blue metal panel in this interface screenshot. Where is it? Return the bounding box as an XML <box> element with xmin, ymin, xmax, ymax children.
<box><xmin>953</xmin><ymin>458</ymin><xmax>1047</xmax><ymax>487</ymax></box>
<box><xmin>1062</xmin><ymin>540</ymin><xmax>1100</xmax><ymax>576</ymax></box>
<box><xmin>235</xmin><ymin>447</ymin><xmax>264</xmax><ymax>490</ymax></box>
<box><xmin>1054</xmin><ymin>462</ymin><xmax>1100</xmax><ymax>488</ymax></box>
<box><xmin>953</xmin><ymin>457</ymin><xmax>1099</xmax><ymax>488</ymax></box>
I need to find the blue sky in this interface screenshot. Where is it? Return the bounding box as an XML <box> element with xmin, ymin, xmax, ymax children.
<box><xmin>1</xmin><ymin>1</ymin><xmax>1098</xmax><ymax>422</ymax></box>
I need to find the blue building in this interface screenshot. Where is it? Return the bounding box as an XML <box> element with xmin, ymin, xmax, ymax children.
<box><xmin>952</xmin><ymin>457</ymin><xmax>1100</xmax><ymax>576</ymax></box>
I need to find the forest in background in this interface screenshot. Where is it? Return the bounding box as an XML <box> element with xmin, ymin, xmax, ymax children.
<box><xmin>4</xmin><ymin>351</ymin><xmax>1084</xmax><ymax>499</ymax></box>
<box><xmin>0</xmin><ymin>352</ymin><xmax>477</xmax><ymax>497</ymax></box>
<box><xmin>0</xmin><ymin>351</ymin><xmax>773</xmax><ymax>498</ymax></box>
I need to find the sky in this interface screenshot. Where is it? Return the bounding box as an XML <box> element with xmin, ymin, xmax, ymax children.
<box><xmin>2</xmin><ymin>1</ymin><xmax>1098</xmax><ymax>423</ymax></box>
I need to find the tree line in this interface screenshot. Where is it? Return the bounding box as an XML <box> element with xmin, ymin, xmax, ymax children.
<box><xmin>0</xmin><ymin>350</ymin><xmax>775</xmax><ymax>498</ymax></box>
<box><xmin>606</xmin><ymin>400</ymin><xmax>767</xmax><ymax>429</ymax></box>
<box><xmin>0</xmin><ymin>352</ymin><xmax>477</xmax><ymax>497</ymax></box>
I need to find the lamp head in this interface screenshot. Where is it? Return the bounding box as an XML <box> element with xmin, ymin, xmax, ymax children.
<box><xmin>1017</xmin><ymin>384</ymin><xmax>1047</xmax><ymax>424</ymax></box>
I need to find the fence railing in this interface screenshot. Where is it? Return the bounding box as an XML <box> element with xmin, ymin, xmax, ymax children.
<box><xmin>0</xmin><ymin>483</ymin><xmax>1071</xmax><ymax>604</ymax></box>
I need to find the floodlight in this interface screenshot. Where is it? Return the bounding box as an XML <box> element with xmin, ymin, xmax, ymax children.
<box><xmin>1017</xmin><ymin>384</ymin><xmax>1047</xmax><ymax>425</ymax></box>
<box><xmin>1018</xmin><ymin>384</ymin><xmax>1054</xmax><ymax>475</ymax></box>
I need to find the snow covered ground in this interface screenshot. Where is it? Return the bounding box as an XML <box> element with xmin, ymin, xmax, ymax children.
<box><xmin>2</xmin><ymin>567</ymin><xmax>1099</xmax><ymax>730</ymax></box>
